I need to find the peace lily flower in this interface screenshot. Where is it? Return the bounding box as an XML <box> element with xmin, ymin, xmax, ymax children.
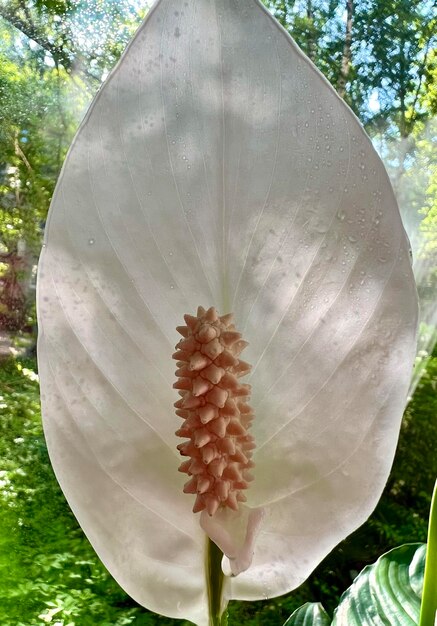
<box><xmin>36</xmin><ymin>0</ymin><xmax>418</xmax><ymax>624</ymax></box>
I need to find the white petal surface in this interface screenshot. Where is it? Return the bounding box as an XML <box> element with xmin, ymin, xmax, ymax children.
<box><xmin>37</xmin><ymin>0</ymin><xmax>418</xmax><ymax>621</ymax></box>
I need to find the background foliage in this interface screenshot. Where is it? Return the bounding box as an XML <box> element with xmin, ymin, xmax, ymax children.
<box><xmin>0</xmin><ymin>0</ymin><xmax>436</xmax><ymax>624</ymax></box>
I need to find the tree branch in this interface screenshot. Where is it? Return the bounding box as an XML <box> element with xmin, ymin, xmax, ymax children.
<box><xmin>14</xmin><ymin>133</ymin><xmax>32</xmax><ymax>171</ymax></box>
<box><xmin>0</xmin><ymin>4</ymin><xmax>73</xmax><ymax>69</ymax></box>
<box><xmin>0</xmin><ymin>4</ymin><xmax>100</xmax><ymax>83</ymax></box>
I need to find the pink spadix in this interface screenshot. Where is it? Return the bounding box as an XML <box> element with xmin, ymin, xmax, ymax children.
<box><xmin>173</xmin><ymin>306</ymin><xmax>255</xmax><ymax>517</ymax></box>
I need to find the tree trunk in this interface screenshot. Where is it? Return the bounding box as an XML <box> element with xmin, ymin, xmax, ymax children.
<box><xmin>337</xmin><ymin>0</ymin><xmax>354</xmax><ymax>98</ymax></box>
<box><xmin>306</xmin><ymin>0</ymin><xmax>316</xmax><ymax>62</ymax></box>
<box><xmin>274</xmin><ymin>0</ymin><xmax>288</xmax><ymax>30</ymax></box>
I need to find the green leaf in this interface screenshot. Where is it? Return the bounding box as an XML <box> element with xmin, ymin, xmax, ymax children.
<box><xmin>332</xmin><ymin>543</ymin><xmax>426</xmax><ymax>625</ymax></box>
<box><xmin>419</xmin><ymin>479</ymin><xmax>437</xmax><ymax>626</ymax></box>
<box><xmin>283</xmin><ymin>602</ymin><xmax>331</xmax><ymax>626</ymax></box>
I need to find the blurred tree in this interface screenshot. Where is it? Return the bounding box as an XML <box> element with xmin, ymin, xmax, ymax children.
<box><xmin>0</xmin><ymin>1</ymin><xmax>145</xmax><ymax>330</ymax></box>
<box><xmin>267</xmin><ymin>1</ymin><xmax>347</xmax><ymax>92</ymax></box>
<box><xmin>0</xmin><ymin>0</ymin><xmax>145</xmax><ymax>80</ymax></box>
<box><xmin>264</xmin><ymin>0</ymin><xmax>437</xmax><ymax>130</ymax></box>
<box><xmin>264</xmin><ymin>0</ymin><xmax>437</xmax><ymax>388</ymax></box>
<box><xmin>0</xmin><ymin>2</ymin><xmax>436</xmax><ymax>625</ymax></box>
<box><xmin>353</xmin><ymin>0</ymin><xmax>436</xmax><ymax>137</ymax></box>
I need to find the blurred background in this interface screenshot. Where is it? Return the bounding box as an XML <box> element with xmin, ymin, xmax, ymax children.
<box><xmin>0</xmin><ymin>0</ymin><xmax>436</xmax><ymax>624</ymax></box>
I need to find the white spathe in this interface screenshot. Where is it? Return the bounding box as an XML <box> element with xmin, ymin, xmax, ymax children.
<box><xmin>36</xmin><ymin>0</ymin><xmax>418</xmax><ymax>624</ymax></box>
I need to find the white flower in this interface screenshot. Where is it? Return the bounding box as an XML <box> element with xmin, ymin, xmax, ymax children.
<box><xmin>37</xmin><ymin>0</ymin><xmax>418</xmax><ymax>624</ymax></box>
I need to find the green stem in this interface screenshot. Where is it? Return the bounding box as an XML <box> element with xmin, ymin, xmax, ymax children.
<box><xmin>206</xmin><ymin>537</ymin><xmax>228</xmax><ymax>626</ymax></box>
<box><xmin>419</xmin><ymin>479</ymin><xmax>437</xmax><ymax>626</ymax></box>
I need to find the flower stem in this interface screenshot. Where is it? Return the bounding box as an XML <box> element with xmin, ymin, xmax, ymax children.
<box><xmin>419</xmin><ymin>479</ymin><xmax>437</xmax><ymax>626</ymax></box>
<box><xmin>206</xmin><ymin>537</ymin><xmax>228</xmax><ymax>626</ymax></box>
